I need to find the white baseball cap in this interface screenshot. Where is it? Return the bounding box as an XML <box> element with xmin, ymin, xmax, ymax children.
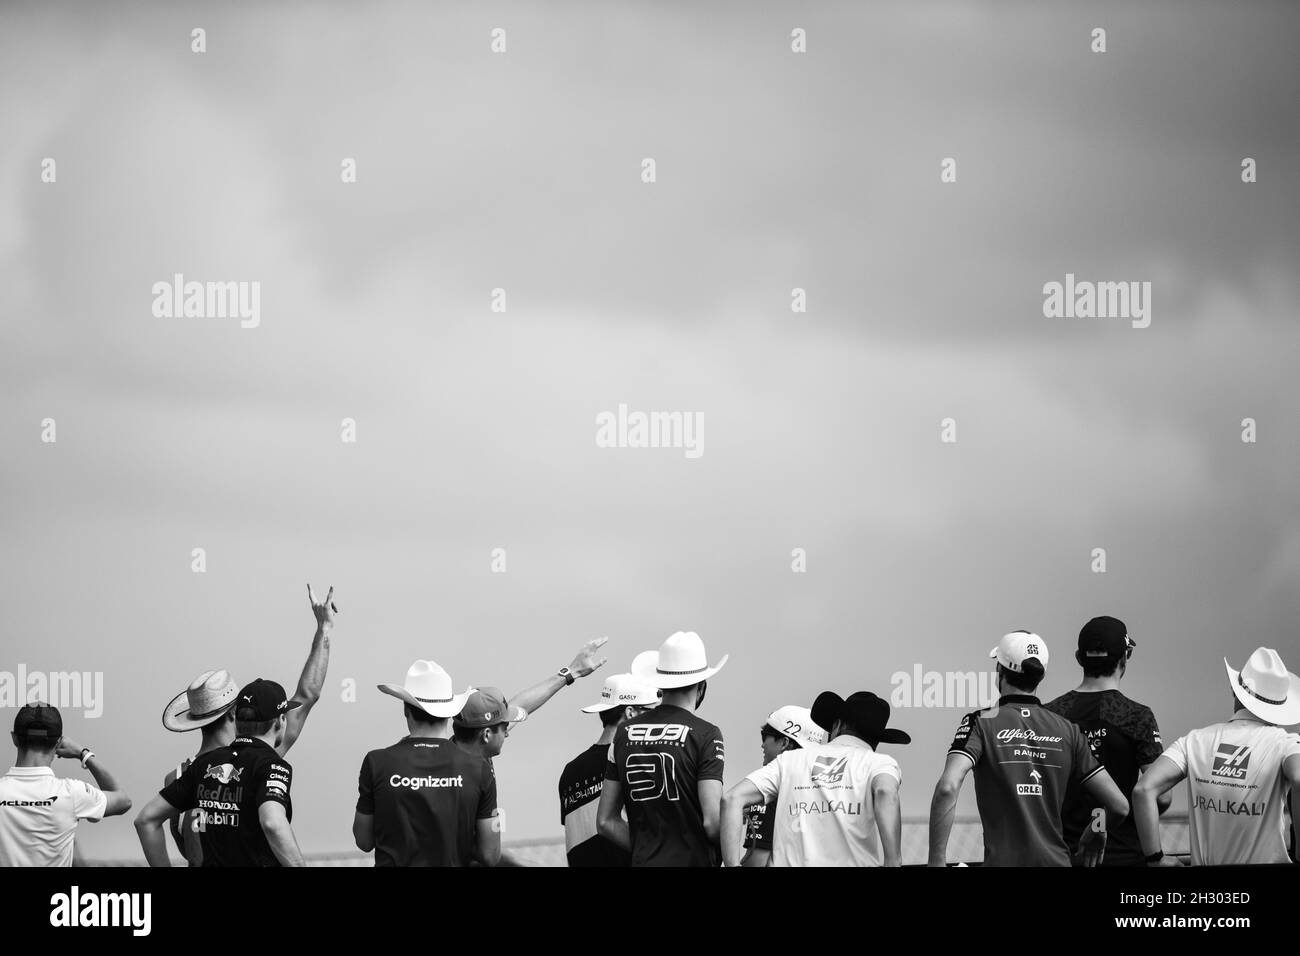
<box><xmin>580</xmin><ymin>673</ymin><xmax>661</xmax><ymax>714</ymax></box>
<box><xmin>764</xmin><ymin>705</ymin><xmax>827</xmax><ymax>748</ymax></box>
<box><xmin>990</xmin><ymin>631</ymin><xmax>1049</xmax><ymax>673</ymax></box>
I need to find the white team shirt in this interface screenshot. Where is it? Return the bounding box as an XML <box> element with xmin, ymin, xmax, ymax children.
<box><xmin>746</xmin><ymin>734</ymin><xmax>901</xmax><ymax>867</ymax></box>
<box><xmin>1160</xmin><ymin>714</ymin><xmax>1300</xmax><ymax>866</ymax></box>
<box><xmin>0</xmin><ymin>766</ymin><xmax>107</xmax><ymax>867</ymax></box>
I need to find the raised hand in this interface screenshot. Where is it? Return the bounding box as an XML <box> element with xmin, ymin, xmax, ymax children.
<box><xmin>567</xmin><ymin>637</ymin><xmax>609</xmax><ymax>679</ymax></box>
<box><xmin>308</xmin><ymin>584</ymin><xmax>338</xmax><ymax>629</ymax></box>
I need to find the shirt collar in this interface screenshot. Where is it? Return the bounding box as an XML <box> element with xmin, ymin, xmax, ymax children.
<box><xmin>999</xmin><ymin>694</ymin><xmax>1041</xmax><ymax>706</ymax></box>
<box><xmin>233</xmin><ymin>736</ymin><xmax>274</xmax><ymax>751</ymax></box>
<box><xmin>5</xmin><ymin>766</ymin><xmax>55</xmax><ymax>777</ymax></box>
<box><xmin>1228</xmin><ymin>712</ymin><xmax>1268</xmax><ymax>725</ymax></box>
<box><xmin>829</xmin><ymin>734</ymin><xmax>874</xmax><ymax>751</ymax></box>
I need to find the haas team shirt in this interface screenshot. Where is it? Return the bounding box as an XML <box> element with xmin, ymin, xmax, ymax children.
<box><xmin>1160</xmin><ymin>714</ymin><xmax>1300</xmax><ymax>865</ymax></box>
<box><xmin>948</xmin><ymin>694</ymin><xmax>1102</xmax><ymax>866</ymax></box>
<box><xmin>357</xmin><ymin>737</ymin><xmax>497</xmax><ymax>867</ymax></box>
<box><xmin>606</xmin><ymin>704</ymin><xmax>725</xmax><ymax>867</ymax></box>
<box><xmin>159</xmin><ymin>736</ymin><xmax>293</xmax><ymax>867</ymax></box>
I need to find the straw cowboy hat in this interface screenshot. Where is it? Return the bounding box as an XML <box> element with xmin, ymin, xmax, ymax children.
<box><xmin>162</xmin><ymin>669</ymin><xmax>240</xmax><ymax>732</ymax></box>
<box><xmin>378</xmin><ymin>660</ymin><xmax>472</xmax><ymax>719</ymax></box>
<box><xmin>631</xmin><ymin>631</ymin><xmax>728</xmax><ymax>689</ymax></box>
<box><xmin>1225</xmin><ymin>647</ymin><xmax>1300</xmax><ymax>726</ymax></box>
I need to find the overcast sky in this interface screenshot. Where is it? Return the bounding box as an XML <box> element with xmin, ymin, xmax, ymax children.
<box><xmin>2</xmin><ymin>0</ymin><xmax>1298</xmax><ymax>860</ymax></box>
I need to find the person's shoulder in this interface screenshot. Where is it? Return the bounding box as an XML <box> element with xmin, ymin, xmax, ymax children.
<box><xmin>1042</xmin><ymin>691</ymin><xmax>1076</xmax><ymax>714</ymax></box>
<box><xmin>1034</xmin><ymin>705</ymin><xmax>1083</xmax><ymax>736</ymax></box>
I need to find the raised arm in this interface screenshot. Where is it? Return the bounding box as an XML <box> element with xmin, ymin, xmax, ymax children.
<box><xmin>509</xmin><ymin>637</ymin><xmax>608</xmax><ymax>719</ymax></box>
<box><xmin>56</xmin><ymin>737</ymin><xmax>130</xmax><ymax>817</ymax></box>
<box><xmin>280</xmin><ymin>583</ymin><xmax>336</xmax><ymax>755</ymax></box>
<box><xmin>928</xmin><ymin>752</ymin><xmax>972</xmax><ymax>866</ymax></box>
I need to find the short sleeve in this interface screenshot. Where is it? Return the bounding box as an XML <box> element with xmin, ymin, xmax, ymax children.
<box><xmin>869</xmin><ymin>755</ymin><xmax>902</xmax><ymax>786</ymax></box>
<box><xmin>698</xmin><ymin>726</ymin><xmax>725</xmax><ymax>783</ymax></box>
<box><xmin>746</xmin><ymin>759</ymin><xmax>782</xmax><ymax>803</ymax></box>
<box><xmin>1285</xmin><ymin>734</ymin><xmax>1300</xmax><ymax>760</ymax></box>
<box><xmin>159</xmin><ymin>761</ymin><xmax>198</xmax><ymax>811</ymax></box>
<box><xmin>1072</xmin><ymin>725</ymin><xmax>1104</xmax><ymax>785</ymax></box>
<box><xmin>69</xmin><ymin>779</ymin><xmax>108</xmax><ymax>822</ymax></box>
<box><xmin>1135</xmin><ymin>707</ymin><xmax>1165</xmax><ymax>766</ymax></box>
<box><xmin>478</xmin><ymin>760</ymin><xmax>498</xmax><ymax>820</ymax></box>
<box><xmin>1160</xmin><ymin>735</ymin><xmax>1190</xmax><ymax>773</ymax></box>
<box><xmin>604</xmin><ymin>740</ymin><xmax>619</xmax><ymax>783</ymax></box>
<box><xmin>948</xmin><ymin>711</ymin><xmax>983</xmax><ymax>767</ymax></box>
<box><xmin>257</xmin><ymin>760</ymin><xmax>293</xmax><ymax>809</ymax></box>
<box><xmin>356</xmin><ymin>752</ymin><xmax>374</xmax><ymax>815</ymax></box>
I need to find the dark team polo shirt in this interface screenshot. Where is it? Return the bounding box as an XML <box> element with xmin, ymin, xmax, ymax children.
<box><xmin>356</xmin><ymin>737</ymin><xmax>496</xmax><ymax>867</ymax></box>
<box><xmin>559</xmin><ymin>744</ymin><xmax>630</xmax><ymax>867</ymax></box>
<box><xmin>948</xmin><ymin>695</ymin><xmax>1102</xmax><ymax>867</ymax></box>
<box><xmin>743</xmin><ymin>801</ymin><xmax>774</xmax><ymax>854</ymax></box>
<box><xmin>159</xmin><ymin>737</ymin><xmax>292</xmax><ymax>868</ymax></box>
<box><xmin>605</xmin><ymin>704</ymin><xmax>725</xmax><ymax>867</ymax></box>
<box><xmin>1044</xmin><ymin>689</ymin><xmax>1163</xmax><ymax>866</ymax></box>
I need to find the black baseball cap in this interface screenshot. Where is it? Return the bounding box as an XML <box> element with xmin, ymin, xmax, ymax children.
<box><xmin>1078</xmin><ymin>616</ymin><xmax>1134</xmax><ymax>659</ymax></box>
<box><xmin>234</xmin><ymin>679</ymin><xmax>301</xmax><ymax>722</ymax></box>
<box><xmin>13</xmin><ymin>703</ymin><xmax>62</xmax><ymax>743</ymax></box>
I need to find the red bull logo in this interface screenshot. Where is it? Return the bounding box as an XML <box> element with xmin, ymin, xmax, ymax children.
<box><xmin>203</xmin><ymin>763</ymin><xmax>243</xmax><ymax>785</ymax></box>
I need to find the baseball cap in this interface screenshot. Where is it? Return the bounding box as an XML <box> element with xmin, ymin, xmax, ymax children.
<box><xmin>234</xmin><ymin>679</ymin><xmax>301</xmax><ymax>722</ymax></box>
<box><xmin>763</xmin><ymin>705</ymin><xmax>828</xmax><ymax>748</ymax></box>
<box><xmin>580</xmin><ymin>673</ymin><xmax>661</xmax><ymax>714</ymax></box>
<box><xmin>1078</xmin><ymin>616</ymin><xmax>1134</xmax><ymax>659</ymax></box>
<box><xmin>989</xmin><ymin>631</ymin><xmax>1049</xmax><ymax>673</ymax></box>
<box><xmin>456</xmin><ymin>687</ymin><xmax>528</xmax><ymax>728</ymax></box>
<box><xmin>13</xmin><ymin>703</ymin><xmax>62</xmax><ymax>743</ymax></box>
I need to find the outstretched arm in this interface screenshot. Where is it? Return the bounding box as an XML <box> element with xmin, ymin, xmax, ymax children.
<box><xmin>280</xmin><ymin>584</ymin><xmax>336</xmax><ymax>755</ymax></box>
<box><xmin>509</xmin><ymin>637</ymin><xmax>609</xmax><ymax>719</ymax></box>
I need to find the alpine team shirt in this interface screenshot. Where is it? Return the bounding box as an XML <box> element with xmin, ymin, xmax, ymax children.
<box><xmin>159</xmin><ymin>736</ymin><xmax>293</xmax><ymax>867</ymax></box>
<box><xmin>746</xmin><ymin>735</ymin><xmax>900</xmax><ymax>867</ymax></box>
<box><xmin>0</xmin><ymin>767</ymin><xmax>107</xmax><ymax>867</ymax></box>
<box><xmin>1160</xmin><ymin>715</ymin><xmax>1300</xmax><ymax>865</ymax></box>
<box><xmin>1044</xmin><ymin>689</ymin><xmax>1163</xmax><ymax>865</ymax></box>
<box><xmin>559</xmin><ymin>744</ymin><xmax>629</xmax><ymax>867</ymax></box>
<box><xmin>606</xmin><ymin>704</ymin><xmax>725</xmax><ymax>867</ymax></box>
<box><xmin>357</xmin><ymin>737</ymin><xmax>497</xmax><ymax>867</ymax></box>
<box><xmin>948</xmin><ymin>695</ymin><xmax>1102</xmax><ymax>866</ymax></box>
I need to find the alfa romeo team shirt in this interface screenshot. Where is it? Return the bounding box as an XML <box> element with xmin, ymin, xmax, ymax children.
<box><xmin>1160</xmin><ymin>714</ymin><xmax>1300</xmax><ymax>865</ymax></box>
<box><xmin>357</xmin><ymin>737</ymin><xmax>497</xmax><ymax>867</ymax></box>
<box><xmin>746</xmin><ymin>735</ymin><xmax>900</xmax><ymax>867</ymax></box>
<box><xmin>606</xmin><ymin>704</ymin><xmax>725</xmax><ymax>867</ymax></box>
<box><xmin>0</xmin><ymin>766</ymin><xmax>107</xmax><ymax>867</ymax></box>
<box><xmin>1044</xmin><ymin>689</ymin><xmax>1163</xmax><ymax>865</ymax></box>
<box><xmin>948</xmin><ymin>694</ymin><xmax>1102</xmax><ymax>866</ymax></box>
<box><xmin>159</xmin><ymin>736</ymin><xmax>293</xmax><ymax>867</ymax></box>
<box><xmin>559</xmin><ymin>744</ymin><xmax>630</xmax><ymax>867</ymax></box>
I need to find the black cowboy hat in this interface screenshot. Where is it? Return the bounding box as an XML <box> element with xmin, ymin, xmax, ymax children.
<box><xmin>811</xmin><ymin>690</ymin><xmax>911</xmax><ymax>746</ymax></box>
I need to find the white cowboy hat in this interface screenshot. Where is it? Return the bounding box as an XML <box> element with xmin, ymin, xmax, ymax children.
<box><xmin>765</xmin><ymin>705</ymin><xmax>828</xmax><ymax>748</ymax></box>
<box><xmin>378</xmin><ymin>660</ymin><xmax>471</xmax><ymax>719</ymax></box>
<box><xmin>162</xmin><ymin>669</ymin><xmax>240</xmax><ymax>732</ymax></box>
<box><xmin>1225</xmin><ymin>648</ymin><xmax>1300</xmax><ymax>726</ymax></box>
<box><xmin>631</xmin><ymin>631</ymin><xmax>728</xmax><ymax>690</ymax></box>
<box><xmin>580</xmin><ymin>673</ymin><xmax>662</xmax><ymax>714</ymax></box>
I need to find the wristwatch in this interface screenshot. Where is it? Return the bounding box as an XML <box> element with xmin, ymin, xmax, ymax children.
<box><xmin>557</xmin><ymin>667</ymin><xmax>575</xmax><ymax>686</ymax></box>
<box><xmin>1144</xmin><ymin>850</ymin><xmax>1164</xmax><ymax>865</ymax></box>
<box><xmin>79</xmin><ymin>749</ymin><xmax>95</xmax><ymax>768</ymax></box>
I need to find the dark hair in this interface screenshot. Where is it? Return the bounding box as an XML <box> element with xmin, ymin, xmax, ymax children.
<box><xmin>1078</xmin><ymin>652</ymin><xmax>1121</xmax><ymax>679</ymax></box>
<box><xmin>999</xmin><ymin>659</ymin><xmax>1045</xmax><ymax>693</ymax></box>
<box><xmin>404</xmin><ymin>703</ymin><xmax>441</xmax><ymax>728</ymax></box>
<box><xmin>599</xmin><ymin>707</ymin><xmax>624</xmax><ymax>728</ymax></box>
<box><xmin>452</xmin><ymin>723</ymin><xmax>480</xmax><ymax>744</ymax></box>
<box><xmin>236</xmin><ymin>718</ymin><xmax>276</xmax><ymax>737</ymax></box>
<box><xmin>14</xmin><ymin>734</ymin><xmax>56</xmax><ymax>754</ymax></box>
